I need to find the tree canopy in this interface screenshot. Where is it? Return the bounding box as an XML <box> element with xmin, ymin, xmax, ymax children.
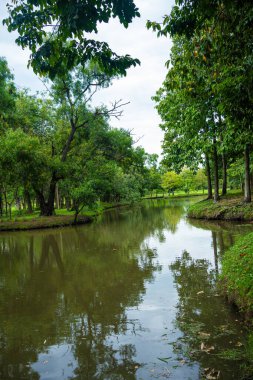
<box><xmin>3</xmin><ymin>0</ymin><xmax>141</xmax><ymax>78</ymax></box>
<box><xmin>148</xmin><ymin>0</ymin><xmax>253</xmax><ymax>202</ymax></box>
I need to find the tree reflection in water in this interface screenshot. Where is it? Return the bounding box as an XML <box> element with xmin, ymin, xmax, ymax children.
<box><xmin>169</xmin><ymin>251</ymin><xmax>249</xmax><ymax>380</ymax></box>
<box><xmin>2</xmin><ymin>199</ymin><xmax>251</xmax><ymax>379</ymax></box>
<box><xmin>0</xmin><ymin>222</ymin><xmax>160</xmax><ymax>380</ymax></box>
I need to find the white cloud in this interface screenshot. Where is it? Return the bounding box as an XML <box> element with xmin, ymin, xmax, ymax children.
<box><xmin>0</xmin><ymin>0</ymin><xmax>174</xmax><ymax>155</ymax></box>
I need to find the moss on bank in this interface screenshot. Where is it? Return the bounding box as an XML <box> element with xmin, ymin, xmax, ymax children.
<box><xmin>220</xmin><ymin>232</ymin><xmax>253</xmax><ymax>316</ymax></box>
<box><xmin>187</xmin><ymin>195</ymin><xmax>253</xmax><ymax>221</ymax></box>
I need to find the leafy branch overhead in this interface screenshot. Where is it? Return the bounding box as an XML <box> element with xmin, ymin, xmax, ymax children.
<box><xmin>3</xmin><ymin>0</ymin><xmax>141</xmax><ymax>78</ymax></box>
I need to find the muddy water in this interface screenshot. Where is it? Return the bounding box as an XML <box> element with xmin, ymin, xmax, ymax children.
<box><xmin>0</xmin><ymin>198</ymin><xmax>253</xmax><ymax>380</ymax></box>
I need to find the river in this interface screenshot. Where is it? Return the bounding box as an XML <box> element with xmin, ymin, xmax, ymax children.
<box><xmin>0</xmin><ymin>197</ymin><xmax>253</xmax><ymax>380</ymax></box>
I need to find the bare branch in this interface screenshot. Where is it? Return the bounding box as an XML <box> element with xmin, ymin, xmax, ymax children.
<box><xmin>133</xmin><ymin>135</ymin><xmax>144</xmax><ymax>145</ymax></box>
<box><xmin>73</xmin><ymin>76</ymin><xmax>109</xmax><ymax>106</ymax></box>
<box><xmin>39</xmin><ymin>78</ymin><xmax>54</xmax><ymax>97</ymax></box>
<box><xmin>83</xmin><ymin>87</ymin><xmax>99</xmax><ymax>106</ymax></box>
<box><xmin>95</xmin><ymin>100</ymin><xmax>130</xmax><ymax>120</ymax></box>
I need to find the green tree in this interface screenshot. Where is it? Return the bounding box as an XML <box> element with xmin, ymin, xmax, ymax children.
<box><xmin>0</xmin><ymin>128</ymin><xmax>50</xmax><ymax>218</ymax></box>
<box><xmin>4</xmin><ymin>0</ymin><xmax>140</xmax><ymax>78</ymax></box>
<box><xmin>0</xmin><ymin>57</ymin><xmax>16</xmax><ymax>128</ymax></box>
<box><xmin>162</xmin><ymin>171</ymin><xmax>181</xmax><ymax>195</ymax></box>
<box><xmin>27</xmin><ymin>65</ymin><xmax>127</xmax><ymax>216</ymax></box>
<box><xmin>148</xmin><ymin>0</ymin><xmax>253</xmax><ymax>202</ymax></box>
<box><xmin>179</xmin><ymin>168</ymin><xmax>195</xmax><ymax>194</ymax></box>
<box><xmin>194</xmin><ymin>168</ymin><xmax>207</xmax><ymax>193</ymax></box>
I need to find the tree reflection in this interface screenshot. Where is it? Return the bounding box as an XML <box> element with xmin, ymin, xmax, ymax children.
<box><xmin>169</xmin><ymin>251</ymin><xmax>247</xmax><ymax>379</ymax></box>
<box><xmin>0</xmin><ymin>206</ymin><xmax>162</xmax><ymax>379</ymax></box>
<box><xmin>188</xmin><ymin>218</ymin><xmax>253</xmax><ymax>269</ymax></box>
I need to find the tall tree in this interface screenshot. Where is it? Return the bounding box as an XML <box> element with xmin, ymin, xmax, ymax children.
<box><xmin>32</xmin><ymin>65</ymin><xmax>127</xmax><ymax>216</ymax></box>
<box><xmin>148</xmin><ymin>0</ymin><xmax>253</xmax><ymax>202</ymax></box>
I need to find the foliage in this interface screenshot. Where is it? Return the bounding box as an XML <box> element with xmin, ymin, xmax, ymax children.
<box><xmin>3</xmin><ymin>0</ymin><xmax>140</xmax><ymax>78</ymax></box>
<box><xmin>149</xmin><ymin>0</ymin><xmax>253</xmax><ymax>203</ymax></box>
<box><xmin>0</xmin><ymin>57</ymin><xmax>161</xmax><ymax>219</ymax></box>
<box><xmin>162</xmin><ymin>171</ymin><xmax>181</xmax><ymax>194</ymax></box>
<box><xmin>0</xmin><ymin>56</ymin><xmax>16</xmax><ymax>128</ymax></box>
<box><xmin>220</xmin><ymin>232</ymin><xmax>253</xmax><ymax>313</ymax></box>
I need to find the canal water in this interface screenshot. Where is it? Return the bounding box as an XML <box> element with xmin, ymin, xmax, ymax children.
<box><xmin>0</xmin><ymin>198</ymin><xmax>253</xmax><ymax>380</ymax></box>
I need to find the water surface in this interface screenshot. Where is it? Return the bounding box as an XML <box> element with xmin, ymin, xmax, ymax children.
<box><xmin>0</xmin><ymin>198</ymin><xmax>253</xmax><ymax>379</ymax></box>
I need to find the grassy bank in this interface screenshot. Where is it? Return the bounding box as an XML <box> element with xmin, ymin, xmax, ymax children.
<box><xmin>187</xmin><ymin>194</ymin><xmax>253</xmax><ymax>221</ymax></box>
<box><xmin>0</xmin><ymin>202</ymin><xmax>127</xmax><ymax>231</ymax></box>
<box><xmin>0</xmin><ymin>214</ymin><xmax>92</xmax><ymax>231</ymax></box>
<box><xmin>220</xmin><ymin>232</ymin><xmax>253</xmax><ymax>317</ymax></box>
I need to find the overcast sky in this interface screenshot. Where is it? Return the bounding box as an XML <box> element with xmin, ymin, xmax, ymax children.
<box><xmin>0</xmin><ymin>0</ymin><xmax>174</xmax><ymax>156</ymax></box>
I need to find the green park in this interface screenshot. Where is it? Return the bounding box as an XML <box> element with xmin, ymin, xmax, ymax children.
<box><xmin>0</xmin><ymin>1</ymin><xmax>253</xmax><ymax>379</ymax></box>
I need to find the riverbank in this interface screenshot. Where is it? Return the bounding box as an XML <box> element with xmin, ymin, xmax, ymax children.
<box><xmin>0</xmin><ymin>214</ymin><xmax>92</xmax><ymax>231</ymax></box>
<box><xmin>0</xmin><ymin>202</ymin><xmax>128</xmax><ymax>231</ymax></box>
<box><xmin>187</xmin><ymin>194</ymin><xmax>253</xmax><ymax>221</ymax></box>
<box><xmin>0</xmin><ymin>192</ymin><xmax>205</xmax><ymax>232</ymax></box>
<box><xmin>220</xmin><ymin>232</ymin><xmax>253</xmax><ymax>318</ymax></box>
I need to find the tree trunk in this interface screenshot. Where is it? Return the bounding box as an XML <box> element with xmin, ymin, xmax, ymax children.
<box><xmin>35</xmin><ymin>175</ymin><xmax>57</xmax><ymax>216</ymax></box>
<box><xmin>205</xmin><ymin>154</ymin><xmax>212</xmax><ymax>199</ymax></box>
<box><xmin>24</xmin><ymin>189</ymin><xmax>33</xmax><ymax>214</ymax></box>
<box><xmin>221</xmin><ymin>153</ymin><xmax>227</xmax><ymax>196</ymax></box>
<box><xmin>213</xmin><ymin>140</ymin><xmax>220</xmax><ymax>202</ymax></box>
<box><xmin>0</xmin><ymin>193</ymin><xmax>2</xmax><ymax>217</ymax></box>
<box><xmin>244</xmin><ymin>143</ymin><xmax>251</xmax><ymax>203</ymax></box>
<box><xmin>66</xmin><ymin>197</ymin><xmax>71</xmax><ymax>211</ymax></box>
<box><xmin>55</xmin><ymin>184</ymin><xmax>60</xmax><ymax>209</ymax></box>
<box><xmin>4</xmin><ymin>192</ymin><xmax>8</xmax><ymax>217</ymax></box>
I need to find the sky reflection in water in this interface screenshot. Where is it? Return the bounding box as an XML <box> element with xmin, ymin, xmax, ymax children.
<box><xmin>0</xmin><ymin>198</ymin><xmax>253</xmax><ymax>379</ymax></box>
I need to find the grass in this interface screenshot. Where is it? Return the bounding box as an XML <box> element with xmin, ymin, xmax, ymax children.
<box><xmin>144</xmin><ymin>189</ymin><xmax>208</xmax><ymax>199</ymax></box>
<box><xmin>219</xmin><ymin>232</ymin><xmax>253</xmax><ymax>316</ymax></box>
<box><xmin>0</xmin><ymin>201</ymin><xmax>127</xmax><ymax>231</ymax></box>
<box><xmin>0</xmin><ymin>214</ymin><xmax>92</xmax><ymax>231</ymax></box>
<box><xmin>187</xmin><ymin>193</ymin><xmax>253</xmax><ymax>221</ymax></box>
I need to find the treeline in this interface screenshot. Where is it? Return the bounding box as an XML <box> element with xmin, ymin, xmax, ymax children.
<box><xmin>0</xmin><ymin>58</ymin><xmax>162</xmax><ymax>219</ymax></box>
<box><xmin>148</xmin><ymin>0</ymin><xmax>253</xmax><ymax>202</ymax></box>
